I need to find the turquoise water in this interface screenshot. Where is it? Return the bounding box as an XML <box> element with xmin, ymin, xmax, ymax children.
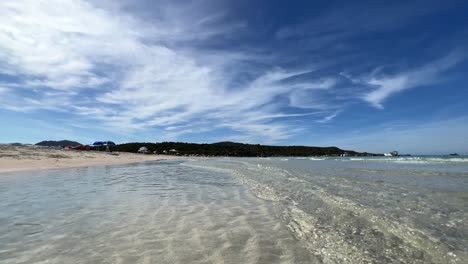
<box><xmin>1</xmin><ymin>156</ymin><xmax>467</xmax><ymax>263</ymax></box>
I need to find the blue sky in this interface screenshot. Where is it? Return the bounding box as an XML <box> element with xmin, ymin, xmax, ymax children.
<box><xmin>0</xmin><ymin>0</ymin><xmax>467</xmax><ymax>154</ymax></box>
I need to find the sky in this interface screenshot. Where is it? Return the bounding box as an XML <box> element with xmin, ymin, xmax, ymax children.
<box><xmin>0</xmin><ymin>0</ymin><xmax>467</xmax><ymax>154</ymax></box>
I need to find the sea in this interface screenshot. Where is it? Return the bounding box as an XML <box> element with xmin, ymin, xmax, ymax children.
<box><xmin>0</xmin><ymin>156</ymin><xmax>467</xmax><ymax>263</ymax></box>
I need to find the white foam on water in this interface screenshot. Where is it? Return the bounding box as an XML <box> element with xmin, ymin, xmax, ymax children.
<box><xmin>187</xmin><ymin>157</ymin><xmax>468</xmax><ymax>264</ymax></box>
<box><xmin>309</xmin><ymin>157</ymin><xmax>326</xmax><ymax>161</ymax></box>
<box><xmin>346</xmin><ymin>156</ymin><xmax>468</xmax><ymax>164</ymax></box>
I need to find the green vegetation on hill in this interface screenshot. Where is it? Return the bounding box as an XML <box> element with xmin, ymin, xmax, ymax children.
<box><xmin>109</xmin><ymin>141</ymin><xmax>375</xmax><ymax>157</ymax></box>
<box><xmin>36</xmin><ymin>140</ymin><xmax>82</xmax><ymax>147</ymax></box>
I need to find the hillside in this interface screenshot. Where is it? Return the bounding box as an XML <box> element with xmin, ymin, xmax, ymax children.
<box><xmin>36</xmin><ymin>140</ymin><xmax>82</xmax><ymax>147</ymax></box>
<box><xmin>110</xmin><ymin>141</ymin><xmax>376</xmax><ymax>157</ymax></box>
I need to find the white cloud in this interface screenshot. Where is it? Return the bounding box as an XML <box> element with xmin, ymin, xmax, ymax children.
<box><xmin>1</xmin><ymin>1</ymin><xmax>461</xmax><ymax>143</ymax></box>
<box><xmin>0</xmin><ymin>1</ymin><xmax>123</xmax><ymax>90</ymax></box>
<box><xmin>0</xmin><ymin>0</ymin><xmax>340</xmax><ymax>142</ymax></box>
<box><xmin>361</xmin><ymin>52</ymin><xmax>463</xmax><ymax>108</ymax></box>
<box><xmin>316</xmin><ymin>111</ymin><xmax>341</xmax><ymax>123</ymax></box>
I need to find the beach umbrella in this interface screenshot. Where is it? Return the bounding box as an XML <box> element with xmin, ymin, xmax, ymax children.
<box><xmin>92</xmin><ymin>141</ymin><xmax>104</xmax><ymax>151</ymax></box>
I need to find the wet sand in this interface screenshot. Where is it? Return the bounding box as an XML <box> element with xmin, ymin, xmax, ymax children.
<box><xmin>0</xmin><ymin>144</ymin><xmax>179</xmax><ymax>173</ymax></box>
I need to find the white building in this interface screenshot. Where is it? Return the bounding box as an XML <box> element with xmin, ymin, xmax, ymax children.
<box><xmin>138</xmin><ymin>147</ymin><xmax>149</xmax><ymax>154</ymax></box>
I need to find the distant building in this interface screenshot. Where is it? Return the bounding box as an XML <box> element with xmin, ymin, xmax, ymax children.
<box><xmin>138</xmin><ymin>147</ymin><xmax>149</xmax><ymax>154</ymax></box>
<box><xmin>384</xmin><ymin>151</ymin><xmax>399</xmax><ymax>157</ymax></box>
<box><xmin>169</xmin><ymin>149</ymin><xmax>178</xmax><ymax>155</ymax></box>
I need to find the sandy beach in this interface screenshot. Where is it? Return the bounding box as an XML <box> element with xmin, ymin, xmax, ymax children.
<box><xmin>0</xmin><ymin>144</ymin><xmax>179</xmax><ymax>174</ymax></box>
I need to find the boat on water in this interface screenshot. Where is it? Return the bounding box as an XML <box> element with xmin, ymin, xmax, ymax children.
<box><xmin>384</xmin><ymin>151</ymin><xmax>399</xmax><ymax>157</ymax></box>
<box><xmin>449</xmin><ymin>153</ymin><xmax>459</xmax><ymax>156</ymax></box>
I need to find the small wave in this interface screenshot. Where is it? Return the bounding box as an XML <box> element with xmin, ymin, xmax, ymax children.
<box><xmin>426</xmin><ymin>157</ymin><xmax>468</xmax><ymax>163</ymax></box>
<box><xmin>349</xmin><ymin>158</ymin><xmax>366</xmax><ymax>161</ymax></box>
<box><xmin>347</xmin><ymin>156</ymin><xmax>468</xmax><ymax>164</ymax></box>
<box><xmin>309</xmin><ymin>157</ymin><xmax>326</xmax><ymax>161</ymax></box>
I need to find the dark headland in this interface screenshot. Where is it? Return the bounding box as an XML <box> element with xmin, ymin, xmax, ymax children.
<box><xmin>36</xmin><ymin>140</ymin><xmax>82</xmax><ymax>147</ymax></box>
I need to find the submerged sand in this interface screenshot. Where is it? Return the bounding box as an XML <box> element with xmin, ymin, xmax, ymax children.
<box><xmin>0</xmin><ymin>160</ymin><xmax>314</xmax><ymax>264</ymax></box>
<box><xmin>0</xmin><ymin>144</ymin><xmax>179</xmax><ymax>173</ymax></box>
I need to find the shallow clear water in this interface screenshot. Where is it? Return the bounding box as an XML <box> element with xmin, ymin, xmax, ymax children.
<box><xmin>0</xmin><ymin>161</ymin><xmax>313</xmax><ymax>264</ymax></box>
<box><xmin>187</xmin><ymin>156</ymin><xmax>468</xmax><ymax>264</ymax></box>
<box><xmin>1</xmin><ymin>156</ymin><xmax>467</xmax><ymax>264</ymax></box>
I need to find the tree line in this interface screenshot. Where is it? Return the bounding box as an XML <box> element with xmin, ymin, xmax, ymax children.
<box><xmin>105</xmin><ymin>141</ymin><xmax>376</xmax><ymax>157</ymax></box>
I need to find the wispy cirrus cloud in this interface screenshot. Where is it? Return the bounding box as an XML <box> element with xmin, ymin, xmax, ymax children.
<box><xmin>0</xmin><ymin>0</ymin><xmax>466</xmax><ymax>145</ymax></box>
<box><xmin>0</xmin><ymin>0</ymin><xmax>341</xmax><ymax>143</ymax></box>
<box><xmin>316</xmin><ymin>111</ymin><xmax>341</xmax><ymax>123</ymax></box>
<box><xmin>359</xmin><ymin>52</ymin><xmax>464</xmax><ymax>108</ymax></box>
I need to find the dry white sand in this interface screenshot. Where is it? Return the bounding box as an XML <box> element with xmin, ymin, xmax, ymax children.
<box><xmin>0</xmin><ymin>144</ymin><xmax>179</xmax><ymax>173</ymax></box>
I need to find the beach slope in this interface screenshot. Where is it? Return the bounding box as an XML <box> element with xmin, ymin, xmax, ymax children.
<box><xmin>0</xmin><ymin>144</ymin><xmax>176</xmax><ymax>173</ymax></box>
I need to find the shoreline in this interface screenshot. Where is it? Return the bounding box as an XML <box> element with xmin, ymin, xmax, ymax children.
<box><xmin>0</xmin><ymin>144</ymin><xmax>181</xmax><ymax>174</ymax></box>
